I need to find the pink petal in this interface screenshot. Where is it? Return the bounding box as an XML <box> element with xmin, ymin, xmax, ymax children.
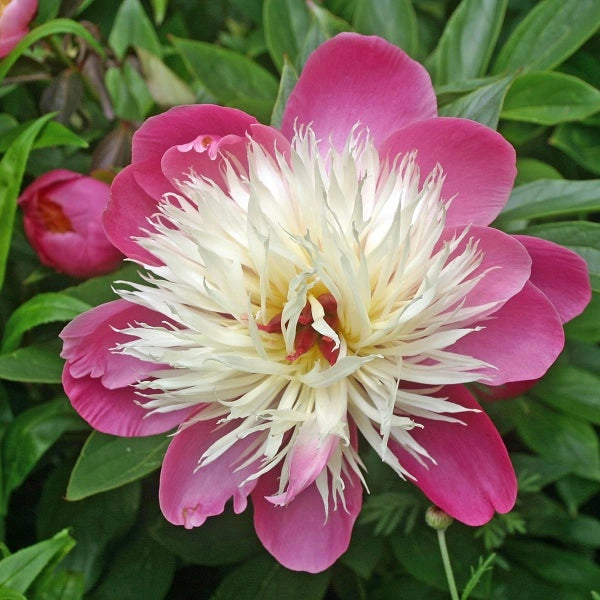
<box><xmin>513</xmin><ymin>235</ymin><xmax>591</xmax><ymax>323</ymax></box>
<box><xmin>477</xmin><ymin>379</ymin><xmax>538</xmax><ymax>401</ymax></box>
<box><xmin>161</xmin><ymin>134</ymin><xmax>247</xmax><ymax>191</ymax></box>
<box><xmin>381</xmin><ymin>117</ymin><xmax>516</xmax><ymax>227</ymax></box>
<box><xmin>449</xmin><ymin>282</ymin><xmax>564</xmax><ymax>385</ymax></box>
<box><xmin>61</xmin><ymin>299</ymin><xmax>162</xmax><ymax>389</ymax></box>
<box><xmin>252</xmin><ymin>465</ymin><xmax>362</xmax><ymax>573</ymax></box>
<box><xmin>440</xmin><ymin>225</ymin><xmax>531</xmax><ymax>310</ymax></box>
<box><xmin>103</xmin><ymin>164</ymin><xmax>161</xmax><ymax>264</ymax></box>
<box><xmin>17</xmin><ymin>169</ymin><xmax>79</xmax><ymax>201</ymax></box>
<box><xmin>159</xmin><ymin>417</ymin><xmax>261</xmax><ymax>528</ymax></box>
<box><xmin>391</xmin><ymin>385</ymin><xmax>516</xmax><ymax>525</ymax></box>
<box><xmin>62</xmin><ymin>369</ymin><xmax>185</xmax><ymax>436</ymax></box>
<box><xmin>281</xmin><ymin>33</ymin><xmax>436</xmax><ymax>151</ymax></box>
<box><xmin>266</xmin><ymin>418</ymin><xmax>339</xmax><ymax>506</ymax></box>
<box><xmin>131</xmin><ymin>104</ymin><xmax>258</xmax><ymax>164</ymax></box>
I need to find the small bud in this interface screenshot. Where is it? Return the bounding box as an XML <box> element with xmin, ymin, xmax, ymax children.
<box><xmin>19</xmin><ymin>169</ymin><xmax>123</xmax><ymax>278</ymax></box>
<box><xmin>425</xmin><ymin>505</ymin><xmax>454</xmax><ymax>531</ymax></box>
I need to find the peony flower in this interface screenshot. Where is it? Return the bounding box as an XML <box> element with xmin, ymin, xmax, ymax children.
<box><xmin>60</xmin><ymin>34</ymin><xmax>591</xmax><ymax>572</ymax></box>
<box><xmin>0</xmin><ymin>0</ymin><xmax>37</xmax><ymax>58</ymax></box>
<box><xmin>19</xmin><ymin>169</ymin><xmax>123</xmax><ymax>278</ymax></box>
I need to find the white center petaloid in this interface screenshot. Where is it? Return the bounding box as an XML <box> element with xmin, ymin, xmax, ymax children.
<box><xmin>115</xmin><ymin>128</ymin><xmax>496</xmax><ymax>509</ymax></box>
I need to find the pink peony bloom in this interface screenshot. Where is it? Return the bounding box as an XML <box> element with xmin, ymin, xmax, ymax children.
<box><xmin>19</xmin><ymin>169</ymin><xmax>123</xmax><ymax>278</ymax></box>
<box><xmin>60</xmin><ymin>34</ymin><xmax>591</xmax><ymax>572</ymax></box>
<box><xmin>0</xmin><ymin>0</ymin><xmax>37</xmax><ymax>58</ymax></box>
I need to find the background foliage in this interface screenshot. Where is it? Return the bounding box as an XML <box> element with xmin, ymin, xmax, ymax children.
<box><xmin>0</xmin><ymin>0</ymin><xmax>599</xmax><ymax>598</ymax></box>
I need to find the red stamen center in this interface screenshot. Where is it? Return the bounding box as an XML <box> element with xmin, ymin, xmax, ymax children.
<box><xmin>258</xmin><ymin>293</ymin><xmax>340</xmax><ymax>366</ymax></box>
<box><xmin>37</xmin><ymin>196</ymin><xmax>74</xmax><ymax>233</ymax></box>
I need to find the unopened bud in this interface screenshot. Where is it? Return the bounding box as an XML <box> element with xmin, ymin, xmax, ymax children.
<box><xmin>425</xmin><ymin>505</ymin><xmax>454</xmax><ymax>531</ymax></box>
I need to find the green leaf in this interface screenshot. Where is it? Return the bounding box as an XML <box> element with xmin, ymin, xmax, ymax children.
<box><xmin>1</xmin><ymin>399</ymin><xmax>85</xmax><ymax>511</ymax></box>
<box><xmin>502</xmin><ymin>72</ymin><xmax>600</xmax><ymax>125</ymax></box>
<box><xmin>171</xmin><ymin>36</ymin><xmax>278</xmax><ymax>123</ymax></box>
<box><xmin>0</xmin><ymin>113</ymin><xmax>54</xmax><ymax>290</ymax></box>
<box><xmin>339</xmin><ymin>524</ymin><xmax>383</xmax><ymax>579</ymax></box>
<box><xmin>353</xmin><ymin>0</ymin><xmax>418</xmax><ymax>58</ymax></box>
<box><xmin>550</xmin><ymin>123</ymin><xmax>600</xmax><ymax>175</ymax></box>
<box><xmin>504</xmin><ymin>540</ymin><xmax>600</xmax><ymax>591</ymax></box>
<box><xmin>391</xmin><ymin>524</ymin><xmax>487</xmax><ymax>596</ymax></box>
<box><xmin>556</xmin><ymin>475</ymin><xmax>600</xmax><ymax>517</ymax></box>
<box><xmin>136</xmin><ymin>48</ymin><xmax>195</xmax><ymax>108</ymax></box>
<box><xmin>511</xmin><ymin>452</ymin><xmax>575</xmax><ymax>490</ymax></box>
<box><xmin>0</xmin><ymin>589</ymin><xmax>27</xmax><ymax>600</ymax></box>
<box><xmin>496</xmin><ymin>179</ymin><xmax>600</xmax><ymax>224</ymax></box>
<box><xmin>522</xmin><ymin>221</ymin><xmax>600</xmax><ymax>292</ymax></box>
<box><xmin>210</xmin><ymin>555</ymin><xmax>330</xmax><ymax>600</ymax></box>
<box><xmin>433</xmin><ymin>0</ymin><xmax>506</xmax><ymax>85</ymax></box>
<box><xmin>150</xmin><ymin>510</ymin><xmax>262</xmax><ymax>566</ymax></box>
<box><xmin>105</xmin><ymin>62</ymin><xmax>154</xmax><ymax>122</ymax></box>
<box><xmin>28</xmin><ymin>570</ymin><xmax>84</xmax><ymax>600</ymax></box>
<box><xmin>66</xmin><ymin>432</ymin><xmax>169</xmax><ymax>500</ymax></box>
<box><xmin>108</xmin><ymin>0</ymin><xmax>162</xmax><ymax>60</ymax></box>
<box><xmin>270</xmin><ymin>57</ymin><xmax>298</xmax><ymax>128</ymax></box>
<box><xmin>38</xmin><ymin>465</ymin><xmax>141</xmax><ymax>591</ymax></box>
<box><xmin>513</xmin><ymin>399</ymin><xmax>600</xmax><ymax>480</ymax></box>
<box><xmin>63</xmin><ymin>263</ymin><xmax>140</xmax><ymax>307</ymax></box>
<box><xmin>0</xmin><ymin>120</ymin><xmax>88</xmax><ymax>153</ymax></box>
<box><xmin>520</xmin><ymin>493</ymin><xmax>600</xmax><ymax>547</ymax></box>
<box><xmin>492</xmin><ymin>0</ymin><xmax>600</xmax><ymax>74</ymax></box>
<box><xmin>566</xmin><ymin>292</ymin><xmax>600</xmax><ymax>343</ymax></box>
<box><xmin>461</xmin><ymin>554</ymin><xmax>496</xmax><ymax>600</ymax></box>
<box><xmin>1</xmin><ymin>293</ymin><xmax>91</xmax><ymax>353</ymax></box>
<box><xmin>0</xmin><ymin>339</ymin><xmax>64</xmax><ymax>384</ymax></box>
<box><xmin>515</xmin><ymin>157</ymin><xmax>562</xmax><ymax>185</ymax></box>
<box><xmin>438</xmin><ymin>72</ymin><xmax>514</xmax><ymax>128</ymax></box>
<box><xmin>88</xmin><ymin>528</ymin><xmax>175</xmax><ymax>600</ymax></box>
<box><xmin>0</xmin><ymin>530</ymin><xmax>74</xmax><ymax>594</ymax></box>
<box><xmin>263</xmin><ymin>0</ymin><xmax>311</xmax><ymax>71</ymax></box>
<box><xmin>0</xmin><ymin>19</ymin><xmax>104</xmax><ymax>82</ymax></box>
<box><xmin>150</xmin><ymin>0</ymin><xmax>168</xmax><ymax>25</ymax></box>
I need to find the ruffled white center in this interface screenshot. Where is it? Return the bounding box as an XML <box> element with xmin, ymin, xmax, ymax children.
<box><xmin>116</xmin><ymin>128</ymin><xmax>496</xmax><ymax>509</ymax></box>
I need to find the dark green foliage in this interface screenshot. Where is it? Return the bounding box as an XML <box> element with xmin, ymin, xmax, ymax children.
<box><xmin>0</xmin><ymin>0</ymin><xmax>598</xmax><ymax>598</ymax></box>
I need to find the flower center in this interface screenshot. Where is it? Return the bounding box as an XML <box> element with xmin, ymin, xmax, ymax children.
<box><xmin>0</xmin><ymin>0</ymin><xmax>10</xmax><ymax>17</ymax></box>
<box><xmin>258</xmin><ymin>292</ymin><xmax>341</xmax><ymax>365</ymax></box>
<box><xmin>37</xmin><ymin>196</ymin><xmax>74</xmax><ymax>233</ymax></box>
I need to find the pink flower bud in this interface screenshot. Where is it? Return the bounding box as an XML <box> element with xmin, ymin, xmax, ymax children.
<box><xmin>0</xmin><ymin>0</ymin><xmax>38</xmax><ymax>58</ymax></box>
<box><xmin>18</xmin><ymin>169</ymin><xmax>123</xmax><ymax>278</ymax></box>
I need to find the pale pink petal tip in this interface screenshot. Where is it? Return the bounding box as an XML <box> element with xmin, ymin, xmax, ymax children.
<box><xmin>391</xmin><ymin>385</ymin><xmax>517</xmax><ymax>525</ymax></box>
<box><xmin>253</xmin><ymin>466</ymin><xmax>362</xmax><ymax>573</ymax></box>
<box><xmin>159</xmin><ymin>418</ymin><xmax>260</xmax><ymax>528</ymax></box>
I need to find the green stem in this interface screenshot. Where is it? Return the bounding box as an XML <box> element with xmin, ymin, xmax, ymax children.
<box><xmin>437</xmin><ymin>528</ymin><xmax>460</xmax><ymax>600</ymax></box>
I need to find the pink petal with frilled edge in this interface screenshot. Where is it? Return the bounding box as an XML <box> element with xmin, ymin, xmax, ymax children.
<box><xmin>60</xmin><ymin>300</ymin><xmax>188</xmax><ymax>437</ymax></box>
<box><xmin>61</xmin><ymin>300</ymin><xmax>163</xmax><ymax>389</ymax></box>
<box><xmin>392</xmin><ymin>385</ymin><xmax>516</xmax><ymax>525</ymax></box>
<box><xmin>131</xmin><ymin>104</ymin><xmax>258</xmax><ymax>164</ymax></box>
<box><xmin>513</xmin><ymin>235</ymin><xmax>591</xmax><ymax>323</ymax></box>
<box><xmin>62</xmin><ymin>369</ymin><xmax>185</xmax><ymax>436</ymax></box>
<box><xmin>439</xmin><ymin>225</ymin><xmax>531</xmax><ymax>310</ymax></box>
<box><xmin>265</xmin><ymin>417</ymin><xmax>339</xmax><ymax>506</ymax></box>
<box><xmin>281</xmin><ymin>33</ymin><xmax>437</xmax><ymax>152</ymax></box>
<box><xmin>103</xmin><ymin>164</ymin><xmax>161</xmax><ymax>264</ymax></box>
<box><xmin>159</xmin><ymin>417</ymin><xmax>261</xmax><ymax>528</ymax></box>
<box><xmin>252</xmin><ymin>465</ymin><xmax>362</xmax><ymax>573</ymax></box>
<box><xmin>449</xmin><ymin>282</ymin><xmax>564</xmax><ymax>386</ymax></box>
<box><xmin>381</xmin><ymin>117</ymin><xmax>516</xmax><ymax>227</ymax></box>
